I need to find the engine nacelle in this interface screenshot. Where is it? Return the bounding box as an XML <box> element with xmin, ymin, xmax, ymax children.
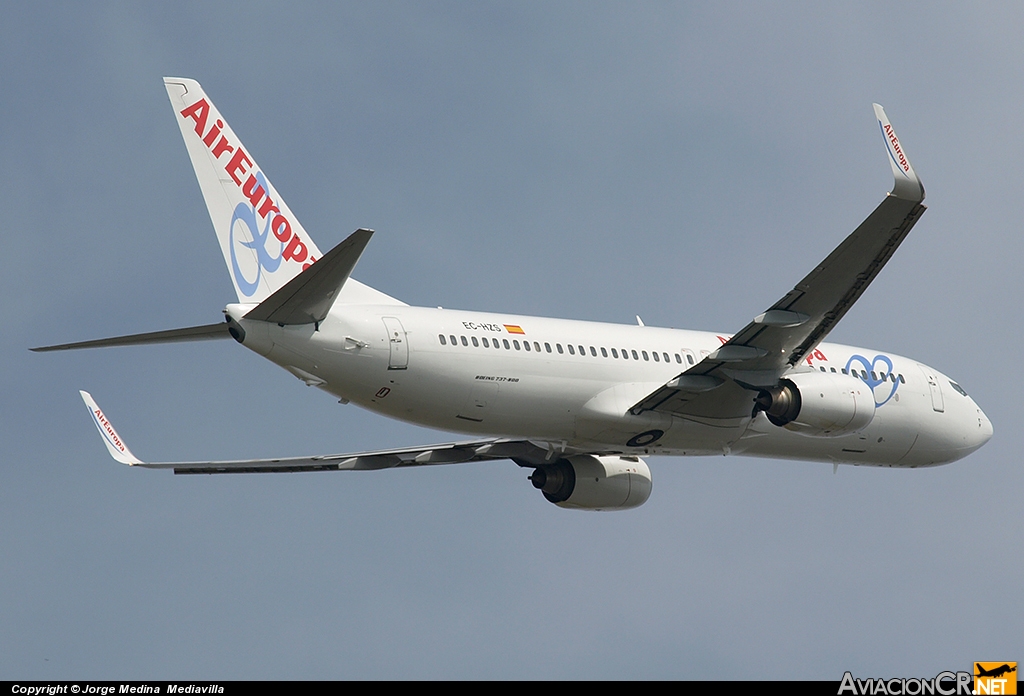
<box><xmin>529</xmin><ymin>455</ymin><xmax>652</xmax><ymax>511</ymax></box>
<box><xmin>756</xmin><ymin>371</ymin><xmax>874</xmax><ymax>437</ymax></box>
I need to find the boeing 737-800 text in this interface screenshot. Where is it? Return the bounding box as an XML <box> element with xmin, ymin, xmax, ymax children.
<box><xmin>33</xmin><ymin>78</ymin><xmax>993</xmax><ymax>511</ymax></box>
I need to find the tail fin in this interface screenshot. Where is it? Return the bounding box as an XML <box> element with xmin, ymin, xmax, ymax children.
<box><xmin>164</xmin><ymin>77</ymin><xmax>323</xmax><ymax>303</ymax></box>
<box><xmin>165</xmin><ymin>77</ymin><xmax>405</xmax><ymax>307</ymax></box>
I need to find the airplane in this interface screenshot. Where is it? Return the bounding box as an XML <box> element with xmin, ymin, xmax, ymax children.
<box><xmin>975</xmin><ymin>664</ymin><xmax>1016</xmax><ymax>679</ymax></box>
<box><xmin>33</xmin><ymin>78</ymin><xmax>993</xmax><ymax>511</ymax></box>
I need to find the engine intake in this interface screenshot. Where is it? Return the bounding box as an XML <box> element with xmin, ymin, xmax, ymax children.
<box><xmin>530</xmin><ymin>455</ymin><xmax>652</xmax><ymax>510</ymax></box>
<box><xmin>756</xmin><ymin>371</ymin><xmax>874</xmax><ymax>437</ymax></box>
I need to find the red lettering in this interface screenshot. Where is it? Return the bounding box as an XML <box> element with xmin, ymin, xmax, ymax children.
<box><xmin>716</xmin><ymin>335</ymin><xmax>729</xmax><ymax>345</ymax></box>
<box><xmin>241</xmin><ymin>175</ymin><xmax>266</xmax><ymax>208</ymax></box>
<box><xmin>302</xmin><ymin>257</ymin><xmax>317</xmax><ymax>270</ymax></box>
<box><xmin>180</xmin><ymin>99</ymin><xmax>210</xmax><ymax>136</ymax></box>
<box><xmin>883</xmin><ymin>126</ymin><xmax>911</xmax><ymax>172</ymax></box>
<box><xmin>282</xmin><ymin>235</ymin><xmax>308</xmax><ymax>263</ymax></box>
<box><xmin>271</xmin><ymin>214</ymin><xmax>291</xmax><ymax>242</ymax></box>
<box><xmin>202</xmin><ymin>118</ymin><xmax>224</xmax><ymax>147</ymax></box>
<box><xmin>813</xmin><ymin>349</ymin><xmax>826</xmax><ymax>361</ymax></box>
<box><xmin>225</xmin><ymin>148</ymin><xmax>252</xmax><ymax>185</ymax></box>
<box><xmin>211</xmin><ymin>135</ymin><xmax>234</xmax><ymax>159</ymax></box>
<box><xmin>257</xmin><ymin>197</ymin><xmax>280</xmax><ymax>219</ymax></box>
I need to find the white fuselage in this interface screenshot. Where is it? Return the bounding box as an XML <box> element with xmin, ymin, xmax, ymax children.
<box><xmin>228</xmin><ymin>303</ymin><xmax>992</xmax><ymax>469</ymax></box>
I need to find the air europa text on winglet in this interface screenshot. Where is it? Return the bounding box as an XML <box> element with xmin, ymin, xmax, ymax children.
<box><xmin>884</xmin><ymin>122</ymin><xmax>911</xmax><ymax>173</ymax></box>
<box><xmin>92</xmin><ymin>408</ymin><xmax>125</xmax><ymax>453</ymax></box>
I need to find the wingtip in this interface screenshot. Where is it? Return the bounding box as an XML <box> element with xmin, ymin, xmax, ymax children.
<box><xmin>873</xmin><ymin>103</ymin><xmax>925</xmax><ymax>202</ymax></box>
<box><xmin>79</xmin><ymin>391</ymin><xmax>143</xmax><ymax>466</ymax></box>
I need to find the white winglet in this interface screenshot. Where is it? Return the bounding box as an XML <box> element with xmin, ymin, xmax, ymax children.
<box><xmin>873</xmin><ymin>104</ymin><xmax>925</xmax><ymax>202</ymax></box>
<box><xmin>79</xmin><ymin>391</ymin><xmax>142</xmax><ymax>465</ymax></box>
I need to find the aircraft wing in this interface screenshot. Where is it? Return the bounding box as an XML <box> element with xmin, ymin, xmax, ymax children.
<box><xmin>80</xmin><ymin>391</ymin><xmax>575</xmax><ymax>474</ymax></box>
<box><xmin>631</xmin><ymin>105</ymin><xmax>926</xmax><ymax>421</ymax></box>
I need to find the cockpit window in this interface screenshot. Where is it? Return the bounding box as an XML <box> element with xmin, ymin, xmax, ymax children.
<box><xmin>949</xmin><ymin>381</ymin><xmax>968</xmax><ymax>397</ymax></box>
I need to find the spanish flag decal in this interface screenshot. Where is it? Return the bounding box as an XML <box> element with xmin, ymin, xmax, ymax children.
<box><xmin>504</xmin><ymin>324</ymin><xmax>526</xmax><ymax>335</ymax></box>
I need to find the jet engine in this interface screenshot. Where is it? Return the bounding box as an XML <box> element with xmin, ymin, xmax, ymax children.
<box><xmin>756</xmin><ymin>371</ymin><xmax>874</xmax><ymax>437</ymax></box>
<box><xmin>528</xmin><ymin>455</ymin><xmax>652</xmax><ymax>510</ymax></box>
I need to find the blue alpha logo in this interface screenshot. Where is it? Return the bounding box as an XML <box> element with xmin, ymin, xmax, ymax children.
<box><xmin>845</xmin><ymin>354</ymin><xmax>899</xmax><ymax>407</ymax></box>
<box><xmin>229</xmin><ymin>170</ymin><xmax>283</xmax><ymax>297</ymax></box>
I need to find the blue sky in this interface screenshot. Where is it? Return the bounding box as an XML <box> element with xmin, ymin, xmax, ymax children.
<box><xmin>1</xmin><ymin>2</ymin><xmax>1020</xmax><ymax>679</ymax></box>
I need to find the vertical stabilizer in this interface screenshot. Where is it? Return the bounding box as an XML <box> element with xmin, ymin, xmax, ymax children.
<box><xmin>164</xmin><ymin>78</ymin><xmax>323</xmax><ymax>303</ymax></box>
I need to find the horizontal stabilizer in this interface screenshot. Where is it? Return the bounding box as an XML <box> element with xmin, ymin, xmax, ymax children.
<box><xmin>244</xmin><ymin>229</ymin><xmax>373</xmax><ymax>325</ymax></box>
<box><xmin>31</xmin><ymin>322</ymin><xmax>231</xmax><ymax>352</ymax></box>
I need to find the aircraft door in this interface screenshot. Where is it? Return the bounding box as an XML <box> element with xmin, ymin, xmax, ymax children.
<box><xmin>916</xmin><ymin>364</ymin><xmax>944</xmax><ymax>413</ymax></box>
<box><xmin>382</xmin><ymin>317</ymin><xmax>408</xmax><ymax>370</ymax></box>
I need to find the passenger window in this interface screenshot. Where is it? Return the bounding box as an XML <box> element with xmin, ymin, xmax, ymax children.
<box><xmin>611</xmin><ymin>348</ymin><xmax>618</xmax><ymax>358</ymax></box>
<box><xmin>830</xmin><ymin>367</ymin><xmax>836</xmax><ymax>373</ymax></box>
<box><xmin>820</xmin><ymin>366</ymin><xmax>826</xmax><ymax>372</ymax></box>
<box><xmin>590</xmin><ymin>346</ymin><xmax>597</xmax><ymax>357</ymax></box>
<box><xmin>632</xmin><ymin>350</ymin><xmax>639</xmax><ymax>360</ymax></box>
<box><xmin>890</xmin><ymin>374</ymin><xmax>897</xmax><ymax>383</ymax></box>
<box><xmin>450</xmin><ymin>335</ymin><xmax>457</xmax><ymax>345</ymax></box>
<box><xmin>482</xmin><ymin>337</ymin><xmax>489</xmax><ymax>348</ymax></box>
<box><xmin>841</xmin><ymin>368</ymin><xmax>847</xmax><ymax>374</ymax></box>
<box><xmin>514</xmin><ymin>340</ymin><xmax>521</xmax><ymax>350</ymax></box>
<box><xmin>579</xmin><ymin>345</ymin><xmax>585</xmax><ymax>356</ymax></box>
<box><xmin>439</xmin><ymin>334</ymin><xmax>446</xmax><ymax>345</ymax></box>
<box><xmin>461</xmin><ymin>336</ymin><xmax>468</xmax><ymax>346</ymax></box>
<box><xmin>663</xmin><ymin>353</ymin><xmax>670</xmax><ymax>363</ymax></box>
<box><xmin>503</xmin><ymin>339</ymin><xmax>510</xmax><ymax>349</ymax></box>
<box><xmin>674</xmin><ymin>354</ymin><xmax>681</xmax><ymax>363</ymax></box>
<box><xmin>622</xmin><ymin>348</ymin><xmax>629</xmax><ymax>359</ymax></box>
<box><xmin>686</xmin><ymin>354</ymin><xmax>694</xmax><ymax>365</ymax></box>
<box><xmin>899</xmin><ymin>374</ymin><xmax>905</xmax><ymax>384</ymax></box>
<box><xmin>524</xmin><ymin>341</ymin><xmax>531</xmax><ymax>351</ymax></box>
<box><xmin>601</xmin><ymin>347</ymin><xmax>608</xmax><ymax>357</ymax></box>
<box><xmin>545</xmin><ymin>342</ymin><xmax>552</xmax><ymax>353</ymax></box>
<box><xmin>557</xmin><ymin>343</ymin><xmax>564</xmax><ymax>354</ymax></box>
<box><xmin>652</xmin><ymin>352</ymin><xmax>660</xmax><ymax>362</ymax></box>
<box><xmin>870</xmin><ymin>371</ymin><xmax>877</xmax><ymax>380</ymax></box>
<box><xmin>568</xmin><ymin>344</ymin><xmax>575</xmax><ymax>355</ymax></box>
<box><xmin>471</xmin><ymin>336</ymin><xmax>479</xmax><ymax>347</ymax></box>
<box><xmin>642</xmin><ymin>351</ymin><xmax>649</xmax><ymax>361</ymax></box>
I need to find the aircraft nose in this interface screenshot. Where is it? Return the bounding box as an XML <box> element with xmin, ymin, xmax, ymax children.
<box><xmin>966</xmin><ymin>403</ymin><xmax>993</xmax><ymax>453</ymax></box>
<box><xmin>978</xmin><ymin>408</ymin><xmax>993</xmax><ymax>444</ymax></box>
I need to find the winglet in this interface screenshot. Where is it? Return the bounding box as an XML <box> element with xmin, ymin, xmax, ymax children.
<box><xmin>79</xmin><ymin>391</ymin><xmax>143</xmax><ymax>465</ymax></box>
<box><xmin>873</xmin><ymin>104</ymin><xmax>925</xmax><ymax>202</ymax></box>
